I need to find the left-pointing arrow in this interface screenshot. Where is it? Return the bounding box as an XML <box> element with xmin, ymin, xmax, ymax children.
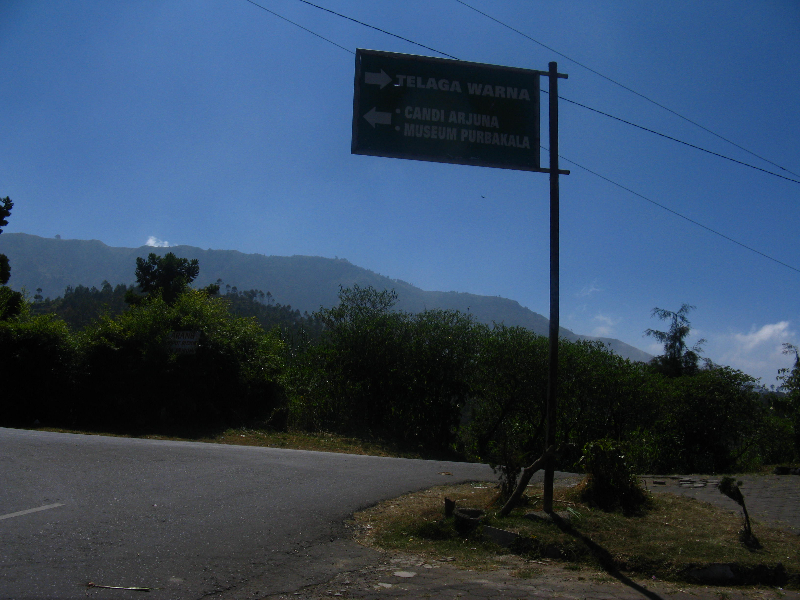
<box><xmin>363</xmin><ymin>107</ymin><xmax>392</xmax><ymax>128</ymax></box>
<box><xmin>365</xmin><ymin>69</ymin><xmax>392</xmax><ymax>89</ymax></box>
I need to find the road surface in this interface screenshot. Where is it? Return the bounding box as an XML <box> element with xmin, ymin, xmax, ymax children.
<box><xmin>0</xmin><ymin>427</ymin><xmax>497</xmax><ymax>600</ymax></box>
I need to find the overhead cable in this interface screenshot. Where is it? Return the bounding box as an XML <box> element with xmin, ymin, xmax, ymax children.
<box><xmin>280</xmin><ymin>0</ymin><xmax>799</xmax><ymax>185</ymax></box>
<box><xmin>294</xmin><ymin>0</ymin><xmax>459</xmax><ymax>59</ymax></box>
<box><xmin>547</xmin><ymin>92</ymin><xmax>800</xmax><ymax>185</ymax></box>
<box><xmin>242</xmin><ymin>0</ymin><xmax>798</xmax><ymax>275</ymax></box>
<box><xmin>243</xmin><ymin>0</ymin><xmax>354</xmax><ymax>53</ymax></box>
<box><xmin>456</xmin><ymin>0</ymin><xmax>800</xmax><ymax>179</ymax></box>
<box><xmin>548</xmin><ymin>148</ymin><xmax>800</xmax><ymax>274</ymax></box>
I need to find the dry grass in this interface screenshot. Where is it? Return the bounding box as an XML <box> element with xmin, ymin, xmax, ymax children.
<box><xmin>30</xmin><ymin>425</ymin><xmax>424</xmax><ymax>458</ymax></box>
<box><xmin>350</xmin><ymin>480</ymin><xmax>800</xmax><ymax>587</ymax></box>
<box><xmin>350</xmin><ymin>482</ymin><xmax>516</xmax><ymax>570</ymax></box>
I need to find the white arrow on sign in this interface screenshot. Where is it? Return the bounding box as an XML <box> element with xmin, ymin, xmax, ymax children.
<box><xmin>363</xmin><ymin>107</ymin><xmax>392</xmax><ymax>128</ymax></box>
<box><xmin>365</xmin><ymin>69</ymin><xmax>392</xmax><ymax>89</ymax></box>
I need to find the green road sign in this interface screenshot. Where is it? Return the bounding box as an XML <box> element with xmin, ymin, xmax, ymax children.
<box><xmin>352</xmin><ymin>49</ymin><xmax>542</xmax><ymax>172</ymax></box>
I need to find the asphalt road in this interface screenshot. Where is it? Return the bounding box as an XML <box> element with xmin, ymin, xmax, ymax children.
<box><xmin>0</xmin><ymin>427</ymin><xmax>497</xmax><ymax>600</ymax></box>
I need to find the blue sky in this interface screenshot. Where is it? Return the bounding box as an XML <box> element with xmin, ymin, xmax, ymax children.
<box><xmin>2</xmin><ymin>1</ymin><xmax>799</xmax><ymax>386</ymax></box>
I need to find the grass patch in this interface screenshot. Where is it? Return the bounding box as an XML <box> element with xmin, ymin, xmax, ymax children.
<box><xmin>350</xmin><ymin>480</ymin><xmax>800</xmax><ymax>588</ymax></box>
<box><xmin>26</xmin><ymin>424</ymin><xmax>430</xmax><ymax>458</ymax></box>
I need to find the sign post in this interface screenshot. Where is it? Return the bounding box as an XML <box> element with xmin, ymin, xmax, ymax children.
<box><xmin>543</xmin><ymin>61</ymin><xmax>561</xmax><ymax>514</ymax></box>
<box><xmin>352</xmin><ymin>50</ymin><xmax>568</xmax><ymax>511</ymax></box>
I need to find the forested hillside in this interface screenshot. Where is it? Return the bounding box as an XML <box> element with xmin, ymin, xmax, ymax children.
<box><xmin>0</xmin><ymin>233</ymin><xmax>652</xmax><ymax>362</ymax></box>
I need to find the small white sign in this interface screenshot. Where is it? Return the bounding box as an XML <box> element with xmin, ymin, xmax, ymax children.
<box><xmin>169</xmin><ymin>331</ymin><xmax>201</xmax><ymax>355</ymax></box>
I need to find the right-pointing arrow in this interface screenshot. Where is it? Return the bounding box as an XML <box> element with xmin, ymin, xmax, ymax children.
<box><xmin>363</xmin><ymin>107</ymin><xmax>392</xmax><ymax>128</ymax></box>
<box><xmin>365</xmin><ymin>69</ymin><xmax>392</xmax><ymax>89</ymax></box>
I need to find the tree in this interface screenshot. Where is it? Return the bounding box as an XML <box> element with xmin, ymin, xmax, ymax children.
<box><xmin>76</xmin><ymin>289</ymin><xmax>285</xmax><ymax>427</ymax></box>
<box><xmin>778</xmin><ymin>343</ymin><xmax>799</xmax><ymax>398</ymax></box>
<box><xmin>0</xmin><ymin>196</ymin><xmax>11</xmax><ymax>234</ymax></box>
<box><xmin>0</xmin><ymin>196</ymin><xmax>23</xmax><ymax>320</ymax></box>
<box><xmin>286</xmin><ymin>285</ymin><xmax>480</xmax><ymax>448</ymax></box>
<box><xmin>126</xmin><ymin>252</ymin><xmax>200</xmax><ymax>305</ymax></box>
<box><xmin>460</xmin><ymin>325</ymin><xmax>548</xmax><ymax>498</ymax></box>
<box><xmin>644</xmin><ymin>303</ymin><xmax>706</xmax><ymax>377</ymax></box>
<box><xmin>777</xmin><ymin>343</ymin><xmax>800</xmax><ymax>459</ymax></box>
<box><xmin>31</xmin><ymin>282</ymin><xmax>133</xmax><ymax>329</ymax></box>
<box><xmin>0</xmin><ymin>196</ymin><xmax>13</xmax><ymax>285</ymax></box>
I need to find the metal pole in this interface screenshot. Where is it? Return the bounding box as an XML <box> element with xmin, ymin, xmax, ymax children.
<box><xmin>543</xmin><ymin>61</ymin><xmax>560</xmax><ymax>513</ymax></box>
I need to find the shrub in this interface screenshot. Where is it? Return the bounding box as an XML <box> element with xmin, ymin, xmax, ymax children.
<box><xmin>286</xmin><ymin>286</ymin><xmax>480</xmax><ymax>449</ymax></box>
<box><xmin>459</xmin><ymin>325</ymin><xmax>547</xmax><ymax>498</ymax></box>
<box><xmin>0</xmin><ymin>285</ymin><xmax>24</xmax><ymax>321</ymax></box>
<box><xmin>650</xmin><ymin>367</ymin><xmax>766</xmax><ymax>473</ymax></box>
<box><xmin>579</xmin><ymin>438</ymin><xmax>649</xmax><ymax>514</ymax></box>
<box><xmin>0</xmin><ymin>311</ymin><xmax>78</xmax><ymax>424</ymax></box>
<box><xmin>77</xmin><ymin>290</ymin><xmax>284</xmax><ymax>427</ymax></box>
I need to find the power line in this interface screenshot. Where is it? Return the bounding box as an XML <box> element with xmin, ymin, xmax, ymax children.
<box><xmin>294</xmin><ymin>0</ymin><xmax>460</xmax><ymax>60</ymax></box>
<box><xmin>279</xmin><ymin>0</ymin><xmax>799</xmax><ymax>186</ymax></box>
<box><xmin>243</xmin><ymin>0</ymin><xmax>459</xmax><ymax>60</ymax></box>
<box><xmin>242</xmin><ymin>0</ymin><xmax>353</xmax><ymax>54</ymax></box>
<box><xmin>547</xmin><ymin>91</ymin><xmax>800</xmax><ymax>185</ymax></box>
<box><xmin>242</xmin><ymin>0</ymin><xmax>798</xmax><ymax>275</ymax></box>
<box><xmin>548</xmin><ymin>148</ymin><xmax>800</xmax><ymax>275</ymax></box>
<box><xmin>455</xmin><ymin>0</ymin><xmax>800</xmax><ymax>179</ymax></box>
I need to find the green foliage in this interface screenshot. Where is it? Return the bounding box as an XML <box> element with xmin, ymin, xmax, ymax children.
<box><xmin>557</xmin><ymin>339</ymin><xmax>661</xmax><ymax>468</ymax></box>
<box><xmin>579</xmin><ymin>438</ymin><xmax>649</xmax><ymax>514</ymax></box>
<box><xmin>0</xmin><ymin>196</ymin><xmax>13</xmax><ymax>285</ymax></box>
<box><xmin>777</xmin><ymin>344</ymin><xmax>800</xmax><ymax>459</ymax></box>
<box><xmin>0</xmin><ymin>284</ymin><xmax>24</xmax><ymax>321</ymax></box>
<box><xmin>216</xmin><ymin>280</ymin><xmax>323</xmax><ymax>346</ymax></box>
<box><xmin>0</xmin><ymin>196</ymin><xmax>11</xmax><ymax>233</ymax></box>
<box><xmin>0</xmin><ymin>311</ymin><xmax>77</xmax><ymax>423</ymax></box>
<box><xmin>3</xmin><ymin>274</ymin><xmax>795</xmax><ymax>473</ymax></box>
<box><xmin>645</xmin><ymin>304</ymin><xmax>706</xmax><ymax>377</ymax></box>
<box><xmin>286</xmin><ymin>285</ymin><xmax>480</xmax><ymax>449</ymax></box>
<box><xmin>0</xmin><ymin>284</ymin><xmax>285</xmax><ymax>429</ymax></box>
<box><xmin>779</xmin><ymin>344</ymin><xmax>800</xmax><ymax>398</ymax></box>
<box><xmin>31</xmin><ymin>281</ymin><xmax>132</xmax><ymax>328</ymax></box>
<box><xmin>0</xmin><ymin>254</ymin><xmax>9</xmax><ymax>287</ymax></box>
<box><xmin>650</xmin><ymin>367</ymin><xmax>766</xmax><ymax>473</ymax></box>
<box><xmin>461</xmin><ymin>331</ymin><xmax>664</xmax><ymax>487</ymax></box>
<box><xmin>128</xmin><ymin>252</ymin><xmax>200</xmax><ymax>304</ymax></box>
<box><xmin>283</xmin><ymin>287</ymin><xmax>794</xmax><ymax>473</ymax></box>
<box><xmin>78</xmin><ymin>290</ymin><xmax>285</xmax><ymax>426</ymax></box>
<box><xmin>460</xmin><ymin>325</ymin><xmax>547</xmax><ymax>498</ymax></box>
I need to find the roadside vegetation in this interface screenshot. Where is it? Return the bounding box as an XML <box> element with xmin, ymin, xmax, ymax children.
<box><xmin>32</xmin><ymin>425</ymin><xmax>424</xmax><ymax>458</ymax></box>
<box><xmin>350</xmin><ymin>479</ymin><xmax>800</xmax><ymax>588</ymax></box>
<box><xmin>4</xmin><ymin>195</ymin><xmax>800</xmax><ymax>587</ymax></box>
<box><xmin>347</xmin><ymin>438</ymin><xmax>798</xmax><ymax>587</ymax></box>
<box><xmin>1</xmin><ymin>195</ymin><xmax>799</xmax><ymax>479</ymax></box>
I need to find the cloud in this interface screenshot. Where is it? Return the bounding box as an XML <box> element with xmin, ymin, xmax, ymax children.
<box><xmin>733</xmin><ymin>322</ymin><xmax>791</xmax><ymax>352</ymax></box>
<box><xmin>710</xmin><ymin>321</ymin><xmax>797</xmax><ymax>385</ymax></box>
<box><xmin>146</xmin><ymin>236</ymin><xmax>170</xmax><ymax>248</ymax></box>
<box><xmin>577</xmin><ymin>280</ymin><xmax>603</xmax><ymax>298</ymax></box>
<box><xmin>591</xmin><ymin>313</ymin><xmax>618</xmax><ymax>337</ymax></box>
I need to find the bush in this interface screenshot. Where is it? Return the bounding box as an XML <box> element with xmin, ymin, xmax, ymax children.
<box><xmin>76</xmin><ymin>290</ymin><xmax>284</xmax><ymax>427</ymax></box>
<box><xmin>0</xmin><ymin>285</ymin><xmax>24</xmax><ymax>321</ymax></box>
<box><xmin>0</xmin><ymin>311</ymin><xmax>78</xmax><ymax>424</ymax></box>
<box><xmin>579</xmin><ymin>438</ymin><xmax>649</xmax><ymax>515</ymax></box>
<box><xmin>649</xmin><ymin>367</ymin><xmax>766</xmax><ymax>473</ymax></box>
<box><xmin>459</xmin><ymin>325</ymin><xmax>547</xmax><ymax>498</ymax></box>
<box><xmin>285</xmin><ymin>286</ymin><xmax>480</xmax><ymax>449</ymax></box>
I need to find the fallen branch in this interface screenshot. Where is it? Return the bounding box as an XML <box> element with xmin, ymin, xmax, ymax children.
<box><xmin>87</xmin><ymin>582</ymin><xmax>150</xmax><ymax>592</ymax></box>
<box><xmin>499</xmin><ymin>444</ymin><xmax>557</xmax><ymax>517</ymax></box>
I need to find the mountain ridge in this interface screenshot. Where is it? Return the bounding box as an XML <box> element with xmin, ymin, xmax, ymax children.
<box><xmin>0</xmin><ymin>233</ymin><xmax>653</xmax><ymax>363</ymax></box>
